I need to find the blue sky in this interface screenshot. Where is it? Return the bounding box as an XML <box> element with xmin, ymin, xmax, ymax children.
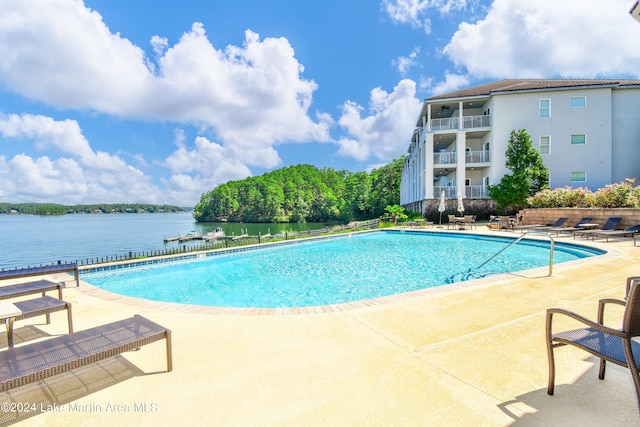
<box><xmin>1</xmin><ymin>0</ymin><xmax>639</xmax><ymax>207</ymax></box>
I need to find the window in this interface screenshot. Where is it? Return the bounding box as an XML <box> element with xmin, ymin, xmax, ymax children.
<box><xmin>571</xmin><ymin>96</ymin><xmax>586</xmax><ymax>107</ymax></box>
<box><xmin>570</xmin><ymin>172</ymin><xmax>586</xmax><ymax>182</ymax></box>
<box><xmin>539</xmin><ymin>99</ymin><xmax>550</xmax><ymax>117</ymax></box>
<box><xmin>571</xmin><ymin>134</ymin><xmax>586</xmax><ymax>144</ymax></box>
<box><xmin>540</xmin><ymin>136</ymin><xmax>550</xmax><ymax>154</ymax></box>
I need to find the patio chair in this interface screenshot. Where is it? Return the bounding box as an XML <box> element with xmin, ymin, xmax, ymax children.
<box><xmin>591</xmin><ymin>224</ymin><xmax>640</xmax><ymax>242</ymax></box>
<box><xmin>573</xmin><ymin>217</ymin><xmax>622</xmax><ymax>239</ymax></box>
<box><xmin>447</xmin><ymin>215</ymin><xmax>457</xmax><ymax>230</ymax></box>
<box><xmin>498</xmin><ymin>216</ymin><xmax>514</xmax><ymax>231</ymax></box>
<box><xmin>546</xmin><ymin>278</ymin><xmax>640</xmax><ymax>412</ymax></box>
<box><xmin>463</xmin><ymin>215</ymin><xmax>477</xmax><ymax>230</ymax></box>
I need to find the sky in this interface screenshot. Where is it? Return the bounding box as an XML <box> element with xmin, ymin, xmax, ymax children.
<box><xmin>1</xmin><ymin>1</ymin><xmax>639</xmax><ymax>207</ymax></box>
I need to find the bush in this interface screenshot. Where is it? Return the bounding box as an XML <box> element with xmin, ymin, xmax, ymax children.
<box><xmin>527</xmin><ymin>179</ymin><xmax>637</xmax><ymax>208</ymax></box>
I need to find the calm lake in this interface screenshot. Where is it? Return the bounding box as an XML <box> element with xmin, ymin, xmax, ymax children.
<box><xmin>0</xmin><ymin>212</ymin><xmax>327</xmax><ymax>269</ymax></box>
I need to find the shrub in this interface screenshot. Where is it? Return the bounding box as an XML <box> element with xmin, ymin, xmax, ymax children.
<box><xmin>527</xmin><ymin>179</ymin><xmax>637</xmax><ymax>208</ymax></box>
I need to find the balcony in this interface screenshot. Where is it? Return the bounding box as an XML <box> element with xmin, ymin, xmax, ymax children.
<box><xmin>466</xmin><ymin>150</ymin><xmax>490</xmax><ymax>163</ymax></box>
<box><xmin>430</xmin><ymin>114</ymin><xmax>491</xmax><ymax>131</ymax></box>
<box><xmin>433</xmin><ymin>185</ymin><xmax>489</xmax><ymax>199</ymax></box>
<box><xmin>434</xmin><ymin>151</ymin><xmax>456</xmax><ymax>164</ymax></box>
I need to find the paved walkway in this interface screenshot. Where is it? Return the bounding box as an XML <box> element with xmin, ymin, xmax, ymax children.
<box><xmin>1</xmin><ymin>228</ymin><xmax>639</xmax><ymax>426</ymax></box>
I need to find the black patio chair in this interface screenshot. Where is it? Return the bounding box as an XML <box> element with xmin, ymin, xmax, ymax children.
<box><xmin>546</xmin><ymin>277</ymin><xmax>640</xmax><ymax>412</ymax></box>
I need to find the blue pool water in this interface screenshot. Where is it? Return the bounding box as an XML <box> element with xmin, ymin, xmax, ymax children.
<box><xmin>81</xmin><ymin>230</ymin><xmax>604</xmax><ymax>308</ymax></box>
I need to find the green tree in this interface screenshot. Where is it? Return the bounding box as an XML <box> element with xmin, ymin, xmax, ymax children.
<box><xmin>488</xmin><ymin>129</ymin><xmax>549</xmax><ymax>209</ymax></box>
<box><xmin>384</xmin><ymin>205</ymin><xmax>407</xmax><ymax>225</ymax></box>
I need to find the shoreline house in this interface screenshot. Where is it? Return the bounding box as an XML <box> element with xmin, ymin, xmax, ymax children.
<box><xmin>400</xmin><ymin>79</ymin><xmax>640</xmax><ymax>214</ymax></box>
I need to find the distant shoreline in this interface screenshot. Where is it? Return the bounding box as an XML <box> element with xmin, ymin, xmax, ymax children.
<box><xmin>0</xmin><ymin>203</ymin><xmax>188</xmax><ymax>216</ymax></box>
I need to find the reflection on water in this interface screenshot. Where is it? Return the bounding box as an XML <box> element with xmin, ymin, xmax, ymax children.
<box><xmin>0</xmin><ymin>212</ymin><xmax>328</xmax><ymax>269</ymax></box>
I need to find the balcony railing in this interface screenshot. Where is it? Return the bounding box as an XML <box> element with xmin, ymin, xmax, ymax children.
<box><xmin>433</xmin><ymin>186</ymin><xmax>458</xmax><ymax>199</ymax></box>
<box><xmin>465</xmin><ymin>185</ymin><xmax>488</xmax><ymax>198</ymax></box>
<box><xmin>430</xmin><ymin>114</ymin><xmax>490</xmax><ymax>131</ymax></box>
<box><xmin>466</xmin><ymin>150</ymin><xmax>490</xmax><ymax>163</ymax></box>
<box><xmin>434</xmin><ymin>151</ymin><xmax>456</xmax><ymax>164</ymax></box>
<box><xmin>433</xmin><ymin>185</ymin><xmax>489</xmax><ymax>199</ymax></box>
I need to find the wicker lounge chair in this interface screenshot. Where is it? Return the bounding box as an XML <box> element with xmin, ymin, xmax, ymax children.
<box><xmin>0</xmin><ymin>296</ymin><xmax>73</xmax><ymax>347</ymax></box>
<box><xmin>0</xmin><ymin>315</ymin><xmax>172</xmax><ymax>392</ymax></box>
<box><xmin>573</xmin><ymin>217</ymin><xmax>622</xmax><ymax>239</ymax></box>
<box><xmin>546</xmin><ymin>278</ymin><xmax>640</xmax><ymax>412</ymax></box>
<box><xmin>0</xmin><ymin>279</ymin><xmax>63</xmax><ymax>300</ymax></box>
<box><xmin>591</xmin><ymin>224</ymin><xmax>640</xmax><ymax>242</ymax></box>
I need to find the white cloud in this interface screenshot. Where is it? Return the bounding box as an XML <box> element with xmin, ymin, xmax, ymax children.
<box><xmin>393</xmin><ymin>47</ymin><xmax>421</xmax><ymax>75</ymax></box>
<box><xmin>443</xmin><ymin>0</ymin><xmax>640</xmax><ymax>79</ymax></box>
<box><xmin>382</xmin><ymin>0</ymin><xmax>473</xmax><ymax>33</ymax></box>
<box><xmin>0</xmin><ymin>113</ymin><xmax>166</xmax><ymax>204</ymax></box>
<box><xmin>0</xmin><ymin>1</ymin><xmax>331</xmax><ymax>168</ymax></box>
<box><xmin>429</xmin><ymin>72</ymin><xmax>470</xmax><ymax>95</ymax></box>
<box><xmin>336</xmin><ymin>79</ymin><xmax>422</xmax><ymax>161</ymax></box>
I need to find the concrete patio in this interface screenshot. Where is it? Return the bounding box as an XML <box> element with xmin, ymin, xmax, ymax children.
<box><xmin>1</xmin><ymin>228</ymin><xmax>639</xmax><ymax>426</ymax></box>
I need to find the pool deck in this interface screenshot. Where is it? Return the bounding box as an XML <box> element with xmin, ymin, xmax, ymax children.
<box><xmin>1</xmin><ymin>227</ymin><xmax>640</xmax><ymax>426</ymax></box>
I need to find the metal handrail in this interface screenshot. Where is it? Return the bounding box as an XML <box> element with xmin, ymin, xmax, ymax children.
<box><xmin>475</xmin><ymin>230</ymin><xmax>555</xmax><ymax>276</ymax></box>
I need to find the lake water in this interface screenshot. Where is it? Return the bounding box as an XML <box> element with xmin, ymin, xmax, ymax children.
<box><xmin>0</xmin><ymin>212</ymin><xmax>327</xmax><ymax>269</ymax></box>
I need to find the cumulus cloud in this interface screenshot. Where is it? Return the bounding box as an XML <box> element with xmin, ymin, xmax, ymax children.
<box><xmin>0</xmin><ymin>114</ymin><xmax>162</xmax><ymax>204</ymax></box>
<box><xmin>443</xmin><ymin>0</ymin><xmax>640</xmax><ymax>80</ymax></box>
<box><xmin>393</xmin><ymin>47</ymin><xmax>421</xmax><ymax>75</ymax></box>
<box><xmin>383</xmin><ymin>0</ymin><xmax>473</xmax><ymax>33</ymax></box>
<box><xmin>336</xmin><ymin>79</ymin><xmax>422</xmax><ymax>162</ymax></box>
<box><xmin>0</xmin><ymin>1</ymin><xmax>331</xmax><ymax>167</ymax></box>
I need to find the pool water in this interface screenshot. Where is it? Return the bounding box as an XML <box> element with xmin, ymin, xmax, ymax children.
<box><xmin>81</xmin><ymin>230</ymin><xmax>603</xmax><ymax>308</ymax></box>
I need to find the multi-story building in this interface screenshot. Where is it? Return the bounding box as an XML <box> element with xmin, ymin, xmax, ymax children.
<box><xmin>400</xmin><ymin>79</ymin><xmax>640</xmax><ymax>213</ymax></box>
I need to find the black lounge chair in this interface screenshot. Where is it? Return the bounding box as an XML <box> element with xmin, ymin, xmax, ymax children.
<box><xmin>529</xmin><ymin>217</ymin><xmax>569</xmax><ymax>231</ymax></box>
<box><xmin>591</xmin><ymin>224</ymin><xmax>640</xmax><ymax>242</ymax></box>
<box><xmin>573</xmin><ymin>217</ymin><xmax>622</xmax><ymax>239</ymax></box>
<box><xmin>548</xmin><ymin>217</ymin><xmax>593</xmax><ymax>236</ymax></box>
<box><xmin>546</xmin><ymin>278</ymin><xmax>640</xmax><ymax>412</ymax></box>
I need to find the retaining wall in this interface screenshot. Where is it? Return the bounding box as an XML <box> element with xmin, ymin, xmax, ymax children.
<box><xmin>520</xmin><ymin>208</ymin><xmax>640</xmax><ymax>228</ymax></box>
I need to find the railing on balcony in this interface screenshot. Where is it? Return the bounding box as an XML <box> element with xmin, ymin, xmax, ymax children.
<box><xmin>433</xmin><ymin>185</ymin><xmax>489</xmax><ymax>199</ymax></box>
<box><xmin>430</xmin><ymin>114</ymin><xmax>490</xmax><ymax>131</ymax></box>
<box><xmin>466</xmin><ymin>150</ymin><xmax>490</xmax><ymax>163</ymax></box>
<box><xmin>462</xmin><ymin>115</ymin><xmax>491</xmax><ymax>129</ymax></box>
<box><xmin>434</xmin><ymin>151</ymin><xmax>456</xmax><ymax>164</ymax></box>
<box><xmin>433</xmin><ymin>186</ymin><xmax>458</xmax><ymax>199</ymax></box>
<box><xmin>465</xmin><ymin>185</ymin><xmax>488</xmax><ymax>198</ymax></box>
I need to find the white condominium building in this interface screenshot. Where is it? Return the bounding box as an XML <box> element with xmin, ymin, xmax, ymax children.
<box><xmin>400</xmin><ymin>79</ymin><xmax>640</xmax><ymax>210</ymax></box>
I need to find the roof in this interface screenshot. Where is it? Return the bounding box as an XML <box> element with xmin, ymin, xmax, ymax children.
<box><xmin>426</xmin><ymin>79</ymin><xmax>640</xmax><ymax>101</ymax></box>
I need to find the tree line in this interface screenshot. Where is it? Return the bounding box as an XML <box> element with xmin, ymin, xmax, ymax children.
<box><xmin>0</xmin><ymin>203</ymin><xmax>186</xmax><ymax>215</ymax></box>
<box><xmin>194</xmin><ymin>158</ymin><xmax>404</xmax><ymax>223</ymax></box>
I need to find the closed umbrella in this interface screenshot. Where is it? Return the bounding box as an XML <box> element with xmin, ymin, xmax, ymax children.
<box><xmin>457</xmin><ymin>191</ymin><xmax>465</xmax><ymax>215</ymax></box>
<box><xmin>437</xmin><ymin>190</ymin><xmax>445</xmax><ymax>227</ymax></box>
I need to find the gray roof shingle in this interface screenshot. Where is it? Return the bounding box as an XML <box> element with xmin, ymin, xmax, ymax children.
<box><xmin>426</xmin><ymin>79</ymin><xmax>640</xmax><ymax>101</ymax></box>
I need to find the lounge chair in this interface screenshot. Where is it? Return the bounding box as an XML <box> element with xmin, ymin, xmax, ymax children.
<box><xmin>0</xmin><ymin>315</ymin><xmax>172</xmax><ymax>392</ymax></box>
<box><xmin>591</xmin><ymin>224</ymin><xmax>640</xmax><ymax>242</ymax></box>
<box><xmin>573</xmin><ymin>217</ymin><xmax>622</xmax><ymax>239</ymax></box>
<box><xmin>547</xmin><ymin>217</ymin><xmax>593</xmax><ymax>236</ymax></box>
<box><xmin>530</xmin><ymin>217</ymin><xmax>569</xmax><ymax>231</ymax></box>
<box><xmin>546</xmin><ymin>278</ymin><xmax>640</xmax><ymax>412</ymax></box>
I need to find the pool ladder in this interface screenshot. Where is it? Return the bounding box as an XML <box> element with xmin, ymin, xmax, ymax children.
<box><xmin>449</xmin><ymin>231</ymin><xmax>555</xmax><ymax>282</ymax></box>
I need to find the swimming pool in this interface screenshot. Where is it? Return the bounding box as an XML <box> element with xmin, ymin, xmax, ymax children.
<box><xmin>81</xmin><ymin>230</ymin><xmax>604</xmax><ymax>308</ymax></box>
